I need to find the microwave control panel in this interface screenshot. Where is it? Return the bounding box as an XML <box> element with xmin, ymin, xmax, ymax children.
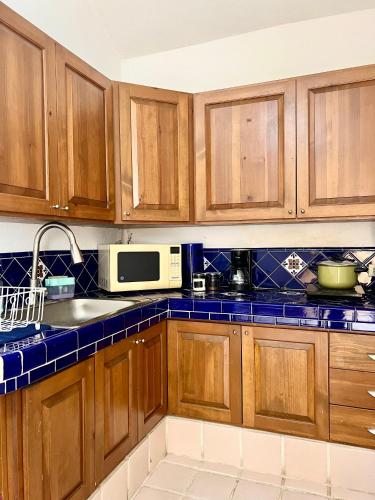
<box><xmin>169</xmin><ymin>246</ymin><xmax>182</xmax><ymax>281</ymax></box>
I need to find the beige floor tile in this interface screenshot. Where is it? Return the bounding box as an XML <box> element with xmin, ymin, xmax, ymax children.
<box><xmin>149</xmin><ymin>420</ymin><xmax>167</xmax><ymax>471</ymax></box>
<box><xmin>133</xmin><ymin>486</ymin><xmax>182</xmax><ymax>499</ymax></box>
<box><xmin>186</xmin><ymin>471</ymin><xmax>237</xmax><ymax>500</ymax></box>
<box><xmin>240</xmin><ymin>469</ymin><xmax>282</xmax><ymax>486</ymax></box>
<box><xmin>164</xmin><ymin>454</ymin><xmax>203</xmax><ymax>469</ymax></box>
<box><xmin>202</xmin><ymin>422</ymin><xmax>241</xmax><ymax>467</ymax></box>
<box><xmin>330</xmin><ymin>444</ymin><xmax>375</xmax><ymax>493</ymax></box>
<box><xmin>146</xmin><ymin>462</ymin><xmax>196</xmax><ymax>494</ymax></box>
<box><xmin>167</xmin><ymin>418</ymin><xmax>202</xmax><ymax>460</ymax></box>
<box><xmin>232</xmin><ymin>479</ymin><xmax>281</xmax><ymax>500</ymax></box>
<box><xmin>285</xmin><ymin>437</ymin><xmax>327</xmax><ymax>484</ymax></box>
<box><xmin>284</xmin><ymin>478</ymin><xmax>328</xmax><ymax>496</ymax></box>
<box><xmin>242</xmin><ymin>429</ymin><xmax>282</xmax><ymax>476</ymax></box>
<box><xmin>282</xmin><ymin>491</ymin><xmax>328</xmax><ymax>499</ymax></box>
<box><xmin>200</xmin><ymin>461</ymin><xmax>241</xmax><ymax>477</ymax></box>
<box><xmin>128</xmin><ymin>440</ymin><xmax>150</xmax><ymax>498</ymax></box>
<box><xmin>331</xmin><ymin>486</ymin><xmax>375</xmax><ymax>499</ymax></box>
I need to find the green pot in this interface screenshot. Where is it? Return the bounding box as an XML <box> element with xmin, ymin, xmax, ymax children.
<box><xmin>317</xmin><ymin>260</ymin><xmax>358</xmax><ymax>289</ymax></box>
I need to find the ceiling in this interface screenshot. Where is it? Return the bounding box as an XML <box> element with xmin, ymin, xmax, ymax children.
<box><xmin>88</xmin><ymin>0</ymin><xmax>375</xmax><ymax>58</ymax></box>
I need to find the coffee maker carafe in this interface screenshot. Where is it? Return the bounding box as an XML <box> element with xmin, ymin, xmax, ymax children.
<box><xmin>228</xmin><ymin>249</ymin><xmax>252</xmax><ymax>291</ymax></box>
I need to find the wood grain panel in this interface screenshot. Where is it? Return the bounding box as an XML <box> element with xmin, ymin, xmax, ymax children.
<box><xmin>22</xmin><ymin>359</ymin><xmax>95</xmax><ymax>500</ymax></box>
<box><xmin>330</xmin><ymin>405</ymin><xmax>375</xmax><ymax>448</ymax></box>
<box><xmin>137</xmin><ymin>321</ymin><xmax>167</xmax><ymax>440</ymax></box>
<box><xmin>297</xmin><ymin>65</ymin><xmax>375</xmax><ymax>218</ymax></box>
<box><xmin>56</xmin><ymin>44</ymin><xmax>114</xmax><ymax>221</ymax></box>
<box><xmin>330</xmin><ymin>368</ymin><xmax>375</xmax><ymax>410</ymax></box>
<box><xmin>330</xmin><ymin>332</ymin><xmax>375</xmax><ymax>372</ymax></box>
<box><xmin>168</xmin><ymin>320</ymin><xmax>242</xmax><ymax>424</ymax></box>
<box><xmin>116</xmin><ymin>83</ymin><xmax>191</xmax><ymax>222</ymax></box>
<box><xmin>242</xmin><ymin>326</ymin><xmax>329</xmax><ymax>439</ymax></box>
<box><xmin>194</xmin><ymin>79</ymin><xmax>296</xmax><ymax>222</ymax></box>
<box><xmin>95</xmin><ymin>338</ymin><xmax>138</xmax><ymax>482</ymax></box>
<box><xmin>0</xmin><ymin>2</ymin><xmax>58</xmax><ymax>215</ymax></box>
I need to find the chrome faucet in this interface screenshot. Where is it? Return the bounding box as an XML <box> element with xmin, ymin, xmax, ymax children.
<box><xmin>30</xmin><ymin>222</ymin><xmax>84</xmax><ymax>288</ymax></box>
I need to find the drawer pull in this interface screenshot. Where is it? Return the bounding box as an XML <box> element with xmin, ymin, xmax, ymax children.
<box><xmin>368</xmin><ymin>354</ymin><xmax>375</xmax><ymax>361</ymax></box>
<box><xmin>368</xmin><ymin>428</ymin><xmax>375</xmax><ymax>436</ymax></box>
<box><xmin>368</xmin><ymin>390</ymin><xmax>375</xmax><ymax>398</ymax></box>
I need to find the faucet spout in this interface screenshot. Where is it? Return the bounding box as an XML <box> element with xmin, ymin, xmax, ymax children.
<box><xmin>30</xmin><ymin>222</ymin><xmax>84</xmax><ymax>288</ymax></box>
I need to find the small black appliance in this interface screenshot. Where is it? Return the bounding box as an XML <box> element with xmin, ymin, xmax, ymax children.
<box><xmin>228</xmin><ymin>249</ymin><xmax>252</xmax><ymax>291</ymax></box>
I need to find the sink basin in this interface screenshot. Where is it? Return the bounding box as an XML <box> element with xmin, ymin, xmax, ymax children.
<box><xmin>42</xmin><ymin>298</ymin><xmax>146</xmax><ymax>329</ymax></box>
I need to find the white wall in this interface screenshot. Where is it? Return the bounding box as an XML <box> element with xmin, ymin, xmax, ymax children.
<box><xmin>3</xmin><ymin>0</ymin><xmax>122</xmax><ymax>79</ymax></box>
<box><xmin>121</xmin><ymin>9</ymin><xmax>375</xmax><ymax>248</ymax></box>
<box><xmin>0</xmin><ymin>1</ymin><xmax>123</xmax><ymax>253</ymax></box>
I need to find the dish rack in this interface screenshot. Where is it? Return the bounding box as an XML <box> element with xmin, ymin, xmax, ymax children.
<box><xmin>0</xmin><ymin>287</ymin><xmax>46</xmax><ymax>332</ymax></box>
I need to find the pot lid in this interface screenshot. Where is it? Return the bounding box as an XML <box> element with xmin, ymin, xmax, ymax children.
<box><xmin>318</xmin><ymin>260</ymin><xmax>357</xmax><ymax>267</ymax></box>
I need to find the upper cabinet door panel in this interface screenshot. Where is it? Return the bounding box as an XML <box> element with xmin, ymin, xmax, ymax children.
<box><xmin>56</xmin><ymin>45</ymin><xmax>114</xmax><ymax>221</ymax></box>
<box><xmin>297</xmin><ymin>65</ymin><xmax>375</xmax><ymax>218</ymax></box>
<box><xmin>194</xmin><ymin>80</ymin><xmax>296</xmax><ymax>222</ymax></box>
<box><xmin>116</xmin><ymin>84</ymin><xmax>191</xmax><ymax>222</ymax></box>
<box><xmin>0</xmin><ymin>3</ymin><xmax>58</xmax><ymax>215</ymax></box>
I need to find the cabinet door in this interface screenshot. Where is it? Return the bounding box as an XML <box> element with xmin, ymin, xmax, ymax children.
<box><xmin>242</xmin><ymin>326</ymin><xmax>329</xmax><ymax>439</ymax></box>
<box><xmin>297</xmin><ymin>65</ymin><xmax>375</xmax><ymax>219</ymax></box>
<box><xmin>22</xmin><ymin>359</ymin><xmax>95</xmax><ymax>500</ymax></box>
<box><xmin>0</xmin><ymin>3</ymin><xmax>59</xmax><ymax>216</ymax></box>
<box><xmin>194</xmin><ymin>80</ymin><xmax>296</xmax><ymax>222</ymax></box>
<box><xmin>56</xmin><ymin>45</ymin><xmax>114</xmax><ymax>221</ymax></box>
<box><xmin>137</xmin><ymin>322</ymin><xmax>167</xmax><ymax>440</ymax></box>
<box><xmin>116</xmin><ymin>84</ymin><xmax>191</xmax><ymax>222</ymax></box>
<box><xmin>95</xmin><ymin>338</ymin><xmax>138</xmax><ymax>482</ymax></box>
<box><xmin>168</xmin><ymin>321</ymin><xmax>242</xmax><ymax>424</ymax></box>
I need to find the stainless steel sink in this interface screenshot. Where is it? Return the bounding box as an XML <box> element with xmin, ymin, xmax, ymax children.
<box><xmin>42</xmin><ymin>298</ymin><xmax>147</xmax><ymax>329</ymax></box>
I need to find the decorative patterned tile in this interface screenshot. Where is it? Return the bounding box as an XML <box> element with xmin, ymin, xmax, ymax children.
<box><xmin>282</xmin><ymin>252</ymin><xmax>308</xmax><ymax>277</ymax></box>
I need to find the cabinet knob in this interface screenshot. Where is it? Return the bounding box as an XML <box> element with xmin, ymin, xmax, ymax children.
<box><xmin>132</xmin><ymin>339</ymin><xmax>139</xmax><ymax>344</ymax></box>
<box><xmin>124</xmin><ymin>211</ymin><xmax>131</xmax><ymax>216</ymax></box>
<box><xmin>288</xmin><ymin>210</ymin><xmax>293</xmax><ymax>215</ymax></box>
<box><xmin>300</xmin><ymin>209</ymin><xmax>305</xmax><ymax>214</ymax></box>
<box><xmin>51</xmin><ymin>204</ymin><xmax>60</xmax><ymax>209</ymax></box>
<box><xmin>244</xmin><ymin>331</ymin><xmax>249</xmax><ymax>335</ymax></box>
<box><xmin>233</xmin><ymin>330</ymin><xmax>238</xmax><ymax>335</ymax></box>
<box><xmin>140</xmin><ymin>339</ymin><xmax>145</xmax><ymax>343</ymax></box>
<box><xmin>61</xmin><ymin>206</ymin><xmax>70</xmax><ymax>211</ymax></box>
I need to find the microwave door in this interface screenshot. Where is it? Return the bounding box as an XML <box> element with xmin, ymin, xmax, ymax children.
<box><xmin>117</xmin><ymin>251</ymin><xmax>160</xmax><ymax>283</ymax></box>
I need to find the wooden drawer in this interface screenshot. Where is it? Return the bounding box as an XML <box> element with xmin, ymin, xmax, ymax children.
<box><xmin>330</xmin><ymin>405</ymin><xmax>375</xmax><ymax>448</ymax></box>
<box><xmin>330</xmin><ymin>333</ymin><xmax>375</xmax><ymax>372</ymax></box>
<box><xmin>330</xmin><ymin>369</ymin><xmax>375</xmax><ymax>410</ymax></box>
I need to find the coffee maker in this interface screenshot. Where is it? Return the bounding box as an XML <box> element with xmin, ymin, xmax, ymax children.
<box><xmin>228</xmin><ymin>249</ymin><xmax>252</xmax><ymax>291</ymax></box>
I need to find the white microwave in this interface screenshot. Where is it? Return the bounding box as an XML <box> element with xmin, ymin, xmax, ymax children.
<box><xmin>98</xmin><ymin>244</ymin><xmax>182</xmax><ymax>292</ymax></box>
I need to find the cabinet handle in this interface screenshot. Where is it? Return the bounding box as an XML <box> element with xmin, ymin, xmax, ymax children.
<box><xmin>131</xmin><ymin>339</ymin><xmax>140</xmax><ymax>344</ymax></box>
<box><xmin>300</xmin><ymin>209</ymin><xmax>305</xmax><ymax>214</ymax></box>
<box><xmin>61</xmin><ymin>206</ymin><xmax>70</xmax><ymax>211</ymax></box>
<box><xmin>368</xmin><ymin>390</ymin><xmax>375</xmax><ymax>398</ymax></box>
<box><xmin>288</xmin><ymin>210</ymin><xmax>293</xmax><ymax>215</ymax></box>
<box><xmin>233</xmin><ymin>330</ymin><xmax>238</xmax><ymax>335</ymax></box>
<box><xmin>51</xmin><ymin>204</ymin><xmax>60</xmax><ymax>209</ymax></box>
<box><xmin>368</xmin><ymin>428</ymin><xmax>375</xmax><ymax>436</ymax></box>
<box><xmin>124</xmin><ymin>211</ymin><xmax>131</xmax><ymax>216</ymax></box>
<box><xmin>368</xmin><ymin>354</ymin><xmax>375</xmax><ymax>361</ymax></box>
<box><xmin>244</xmin><ymin>331</ymin><xmax>249</xmax><ymax>335</ymax></box>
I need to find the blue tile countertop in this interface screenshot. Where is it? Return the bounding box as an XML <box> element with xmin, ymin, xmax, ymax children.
<box><xmin>1</xmin><ymin>288</ymin><xmax>375</xmax><ymax>394</ymax></box>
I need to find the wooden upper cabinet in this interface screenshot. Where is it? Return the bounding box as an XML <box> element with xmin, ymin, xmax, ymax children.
<box><xmin>194</xmin><ymin>79</ymin><xmax>296</xmax><ymax>222</ymax></box>
<box><xmin>0</xmin><ymin>3</ymin><xmax>58</xmax><ymax>216</ymax></box>
<box><xmin>297</xmin><ymin>65</ymin><xmax>375</xmax><ymax>219</ymax></box>
<box><xmin>95</xmin><ymin>338</ymin><xmax>138</xmax><ymax>482</ymax></box>
<box><xmin>22</xmin><ymin>359</ymin><xmax>95</xmax><ymax>500</ymax></box>
<box><xmin>242</xmin><ymin>326</ymin><xmax>329</xmax><ymax>440</ymax></box>
<box><xmin>56</xmin><ymin>45</ymin><xmax>114</xmax><ymax>221</ymax></box>
<box><xmin>137</xmin><ymin>321</ymin><xmax>167</xmax><ymax>440</ymax></box>
<box><xmin>115</xmin><ymin>83</ymin><xmax>191</xmax><ymax>222</ymax></box>
<box><xmin>168</xmin><ymin>320</ymin><xmax>242</xmax><ymax>424</ymax></box>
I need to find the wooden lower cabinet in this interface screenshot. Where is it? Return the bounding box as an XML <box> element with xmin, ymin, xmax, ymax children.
<box><xmin>22</xmin><ymin>359</ymin><xmax>95</xmax><ymax>500</ymax></box>
<box><xmin>137</xmin><ymin>322</ymin><xmax>167</xmax><ymax>440</ymax></box>
<box><xmin>330</xmin><ymin>405</ymin><xmax>375</xmax><ymax>449</ymax></box>
<box><xmin>242</xmin><ymin>326</ymin><xmax>329</xmax><ymax>439</ymax></box>
<box><xmin>167</xmin><ymin>320</ymin><xmax>242</xmax><ymax>424</ymax></box>
<box><xmin>95</xmin><ymin>338</ymin><xmax>138</xmax><ymax>482</ymax></box>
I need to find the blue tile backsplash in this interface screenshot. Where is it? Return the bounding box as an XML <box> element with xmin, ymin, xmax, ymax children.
<box><xmin>0</xmin><ymin>249</ymin><xmax>99</xmax><ymax>294</ymax></box>
<box><xmin>203</xmin><ymin>247</ymin><xmax>375</xmax><ymax>290</ymax></box>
